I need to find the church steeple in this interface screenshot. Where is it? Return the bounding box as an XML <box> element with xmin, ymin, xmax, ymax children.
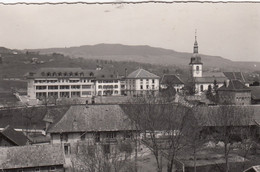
<box><xmin>193</xmin><ymin>30</ymin><xmax>198</xmax><ymax>54</ymax></box>
<box><xmin>189</xmin><ymin>30</ymin><xmax>203</xmax><ymax>78</ymax></box>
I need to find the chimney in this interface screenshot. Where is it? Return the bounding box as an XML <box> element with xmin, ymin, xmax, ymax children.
<box><xmin>125</xmin><ymin>68</ymin><xmax>128</xmax><ymax>78</ymax></box>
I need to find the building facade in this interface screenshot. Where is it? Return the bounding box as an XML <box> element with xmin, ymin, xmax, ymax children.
<box><xmin>217</xmin><ymin>80</ymin><xmax>251</xmax><ymax>105</ymax></box>
<box><xmin>27</xmin><ymin>68</ymin><xmax>96</xmax><ymax>100</ymax></box>
<box><xmin>125</xmin><ymin>68</ymin><xmax>160</xmax><ymax>96</ymax></box>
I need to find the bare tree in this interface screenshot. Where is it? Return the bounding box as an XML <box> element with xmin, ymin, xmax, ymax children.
<box><xmin>122</xmin><ymin>91</ymin><xmax>192</xmax><ymax>172</ymax></box>
<box><xmin>72</xmin><ymin>142</ymin><xmax>134</xmax><ymax>172</ymax></box>
<box><xmin>209</xmin><ymin>104</ymin><xmax>254</xmax><ymax>172</ymax></box>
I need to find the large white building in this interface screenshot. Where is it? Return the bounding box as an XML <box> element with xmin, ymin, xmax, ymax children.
<box><xmin>125</xmin><ymin>68</ymin><xmax>160</xmax><ymax>96</ymax></box>
<box><xmin>27</xmin><ymin>68</ymin><xmax>96</xmax><ymax>100</ymax></box>
<box><xmin>26</xmin><ymin>67</ymin><xmax>160</xmax><ymax>101</ymax></box>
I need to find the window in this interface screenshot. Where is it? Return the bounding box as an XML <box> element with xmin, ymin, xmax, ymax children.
<box><xmin>140</xmin><ymin>85</ymin><xmax>143</xmax><ymax>90</ymax></box>
<box><xmin>82</xmin><ymin>85</ymin><xmax>91</xmax><ymax>89</ymax></box>
<box><xmin>106</xmin><ymin>132</ymin><xmax>117</xmax><ymax>138</ymax></box>
<box><xmin>81</xmin><ymin>133</ymin><xmax>86</xmax><ymax>141</ymax></box>
<box><xmin>103</xmin><ymin>145</ymin><xmax>110</xmax><ymax>154</ymax></box>
<box><xmin>152</xmin><ymin>79</ymin><xmax>155</xmax><ymax>84</ymax></box>
<box><xmin>200</xmin><ymin>85</ymin><xmax>204</xmax><ymax>91</ymax></box>
<box><xmin>114</xmin><ymin>85</ymin><xmax>118</xmax><ymax>88</ymax></box>
<box><xmin>152</xmin><ymin>85</ymin><xmax>155</xmax><ymax>89</ymax></box>
<box><xmin>64</xmin><ymin>144</ymin><xmax>70</xmax><ymax>155</ymax></box>
<box><xmin>146</xmin><ymin>85</ymin><xmax>149</xmax><ymax>89</ymax></box>
<box><xmin>98</xmin><ymin>85</ymin><xmax>102</xmax><ymax>89</ymax></box>
<box><xmin>60</xmin><ymin>133</ymin><xmax>68</xmax><ymax>142</ymax></box>
<box><xmin>196</xmin><ymin>66</ymin><xmax>200</xmax><ymax>71</ymax></box>
<box><xmin>35</xmin><ymin>168</ymin><xmax>40</xmax><ymax>172</ymax></box>
<box><xmin>49</xmin><ymin>167</ymin><xmax>56</xmax><ymax>171</ymax></box>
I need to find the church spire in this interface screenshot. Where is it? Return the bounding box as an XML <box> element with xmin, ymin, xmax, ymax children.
<box><xmin>193</xmin><ymin>29</ymin><xmax>198</xmax><ymax>54</ymax></box>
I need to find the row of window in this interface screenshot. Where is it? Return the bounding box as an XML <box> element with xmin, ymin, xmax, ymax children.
<box><xmin>98</xmin><ymin>80</ymin><xmax>119</xmax><ymax>83</ymax></box>
<box><xmin>17</xmin><ymin>166</ymin><xmax>56</xmax><ymax>172</ymax></box>
<box><xmin>36</xmin><ymin>85</ymin><xmax>92</xmax><ymax>90</ymax></box>
<box><xmin>34</xmin><ymin>79</ymin><xmax>93</xmax><ymax>83</ymax></box>
<box><xmin>98</xmin><ymin>85</ymin><xmax>119</xmax><ymax>89</ymax></box>
<box><xmin>140</xmin><ymin>85</ymin><xmax>155</xmax><ymax>90</ymax></box>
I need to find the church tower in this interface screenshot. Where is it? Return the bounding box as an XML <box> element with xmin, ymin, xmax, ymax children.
<box><xmin>189</xmin><ymin>31</ymin><xmax>203</xmax><ymax>78</ymax></box>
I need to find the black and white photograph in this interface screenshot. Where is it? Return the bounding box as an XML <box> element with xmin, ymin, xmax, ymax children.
<box><xmin>0</xmin><ymin>1</ymin><xmax>260</xmax><ymax>172</ymax></box>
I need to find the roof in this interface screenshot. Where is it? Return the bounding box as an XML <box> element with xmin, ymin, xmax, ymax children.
<box><xmin>0</xmin><ymin>144</ymin><xmax>65</xmax><ymax>170</ymax></box>
<box><xmin>48</xmin><ymin>105</ymin><xmax>134</xmax><ymax>133</ymax></box>
<box><xmin>250</xmin><ymin>86</ymin><xmax>260</xmax><ymax>100</ymax></box>
<box><xmin>244</xmin><ymin>165</ymin><xmax>260</xmax><ymax>172</ymax></box>
<box><xmin>160</xmin><ymin>74</ymin><xmax>184</xmax><ymax>85</ymax></box>
<box><xmin>218</xmin><ymin>80</ymin><xmax>251</xmax><ymax>92</ymax></box>
<box><xmin>194</xmin><ymin>76</ymin><xmax>227</xmax><ymax>84</ymax></box>
<box><xmin>223</xmin><ymin>72</ymin><xmax>247</xmax><ymax>83</ymax></box>
<box><xmin>0</xmin><ymin>125</ymin><xmax>28</xmax><ymax>146</ymax></box>
<box><xmin>126</xmin><ymin>68</ymin><xmax>159</xmax><ymax>79</ymax></box>
<box><xmin>202</xmin><ymin>72</ymin><xmax>226</xmax><ymax>78</ymax></box>
<box><xmin>0</xmin><ymin>106</ymin><xmax>69</xmax><ymax>130</ymax></box>
<box><xmin>26</xmin><ymin>67</ymin><xmax>95</xmax><ymax>78</ymax></box>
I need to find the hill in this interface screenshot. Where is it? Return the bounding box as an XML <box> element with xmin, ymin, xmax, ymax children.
<box><xmin>26</xmin><ymin>44</ymin><xmax>260</xmax><ymax>71</ymax></box>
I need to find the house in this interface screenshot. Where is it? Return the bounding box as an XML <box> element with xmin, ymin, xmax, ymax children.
<box><xmin>93</xmin><ymin>69</ymin><xmax>122</xmax><ymax>96</ymax></box>
<box><xmin>125</xmin><ymin>68</ymin><xmax>160</xmax><ymax>96</ymax></box>
<box><xmin>47</xmin><ymin>105</ymin><xmax>137</xmax><ymax>147</ymax></box>
<box><xmin>188</xmin><ymin>35</ymin><xmax>228</xmax><ymax>95</ymax></box>
<box><xmin>250</xmin><ymin>86</ymin><xmax>260</xmax><ymax>104</ymax></box>
<box><xmin>0</xmin><ymin>144</ymin><xmax>65</xmax><ymax>172</ymax></box>
<box><xmin>160</xmin><ymin>74</ymin><xmax>185</xmax><ymax>93</ymax></box>
<box><xmin>217</xmin><ymin>80</ymin><xmax>251</xmax><ymax>105</ymax></box>
<box><xmin>0</xmin><ymin>125</ymin><xmax>29</xmax><ymax>146</ymax></box>
<box><xmin>26</xmin><ymin>67</ymin><xmax>96</xmax><ymax>100</ymax></box>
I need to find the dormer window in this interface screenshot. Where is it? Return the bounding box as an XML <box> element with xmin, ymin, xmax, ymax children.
<box><xmin>89</xmin><ymin>72</ymin><xmax>94</xmax><ymax>77</ymax></box>
<box><xmin>53</xmin><ymin>72</ymin><xmax>56</xmax><ymax>76</ymax></box>
<box><xmin>47</xmin><ymin>72</ymin><xmax>51</xmax><ymax>77</ymax></box>
<box><xmin>75</xmin><ymin>72</ymin><xmax>78</xmax><ymax>76</ymax></box>
<box><xmin>80</xmin><ymin>72</ymin><xmax>84</xmax><ymax>76</ymax></box>
<box><xmin>64</xmin><ymin>72</ymin><xmax>67</xmax><ymax>76</ymax></box>
<box><xmin>58</xmin><ymin>72</ymin><xmax>62</xmax><ymax>76</ymax></box>
<box><xmin>41</xmin><ymin>72</ymin><xmax>45</xmax><ymax>76</ymax></box>
<box><xmin>69</xmin><ymin>72</ymin><xmax>73</xmax><ymax>76</ymax></box>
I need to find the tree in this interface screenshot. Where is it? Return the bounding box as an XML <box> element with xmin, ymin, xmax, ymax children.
<box><xmin>73</xmin><ymin>142</ymin><xmax>134</xmax><ymax>172</ymax></box>
<box><xmin>122</xmin><ymin>92</ymin><xmax>192</xmax><ymax>172</ymax></box>
<box><xmin>209</xmin><ymin>105</ymin><xmax>254</xmax><ymax>172</ymax></box>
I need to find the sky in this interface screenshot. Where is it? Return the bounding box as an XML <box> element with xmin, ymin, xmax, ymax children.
<box><xmin>0</xmin><ymin>3</ymin><xmax>259</xmax><ymax>62</ymax></box>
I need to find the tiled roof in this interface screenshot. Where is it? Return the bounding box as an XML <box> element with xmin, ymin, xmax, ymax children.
<box><xmin>160</xmin><ymin>74</ymin><xmax>184</xmax><ymax>85</ymax></box>
<box><xmin>48</xmin><ymin>105</ymin><xmax>134</xmax><ymax>133</ymax></box>
<box><xmin>194</xmin><ymin>76</ymin><xmax>227</xmax><ymax>84</ymax></box>
<box><xmin>218</xmin><ymin>80</ymin><xmax>251</xmax><ymax>91</ymax></box>
<box><xmin>0</xmin><ymin>144</ymin><xmax>65</xmax><ymax>170</ymax></box>
<box><xmin>202</xmin><ymin>72</ymin><xmax>226</xmax><ymax>77</ymax></box>
<box><xmin>223</xmin><ymin>72</ymin><xmax>247</xmax><ymax>83</ymax></box>
<box><xmin>126</xmin><ymin>68</ymin><xmax>159</xmax><ymax>79</ymax></box>
<box><xmin>0</xmin><ymin>125</ymin><xmax>28</xmax><ymax>146</ymax></box>
<box><xmin>250</xmin><ymin>86</ymin><xmax>260</xmax><ymax>100</ymax></box>
<box><xmin>0</xmin><ymin>106</ymin><xmax>69</xmax><ymax>130</ymax></box>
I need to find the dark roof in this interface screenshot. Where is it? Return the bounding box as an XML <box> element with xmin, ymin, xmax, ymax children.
<box><xmin>48</xmin><ymin>105</ymin><xmax>134</xmax><ymax>133</ymax></box>
<box><xmin>189</xmin><ymin>56</ymin><xmax>203</xmax><ymax>65</ymax></box>
<box><xmin>0</xmin><ymin>144</ymin><xmax>64</xmax><ymax>170</ymax></box>
<box><xmin>250</xmin><ymin>86</ymin><xmax>260</xmax><ymax>100</ymax></box>
<box><xmin>194</xmin><ymin>76</ymin><xmax>227</xmax><ymax>84</ymax></box>
<box><xmin>92</xmin><ymin>68</ymin><xmax>121</xmax><ymax>80</ymax></box>
<box><xmin>218</xmin><ymin>80</ymin><xmax>251</xmax><ymax>92</ymax></box>
<box><xmin>160</xmin><ymin>74</ymin><xmax>184</xmax><ymax>85</ymax></box>
<box><xmin>127</xmin><ymin>68</ymin><xmax>159</xmax><ymax>79</ymax></box>
<box><xmin>223</xmin><ymin>72</ymin><xmax>247</xmax><ymax>83</ymax></box>
<box><xmin>26</xmin><ymin>67</ymin><xmax>95</xmax><ymax>78</ymax></box>
<box><xmin>0</xmin><ymin>106</ymin><xmax>70</xmax><ymax>130</ymax></box>
<box><xmin>0</xmin><ymin>125</ymin><xmax>28</xmax><ymax>146</ymax></box>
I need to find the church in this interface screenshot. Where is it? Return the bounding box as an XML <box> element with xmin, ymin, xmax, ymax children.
<box><xmin>189</xmin><ymin>34</ymin><xmax>228</xmax><ymax>95</ymax></box>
